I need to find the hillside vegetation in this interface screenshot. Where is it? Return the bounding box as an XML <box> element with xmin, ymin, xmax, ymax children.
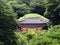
<box><xmin>0</xmin><ymin>0</ymin><xmax>60</xmax><ymax>45</ymax></box>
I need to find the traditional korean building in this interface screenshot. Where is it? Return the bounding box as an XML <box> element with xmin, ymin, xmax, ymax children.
<box><xmin>18</xmin><ymin>14</ymin><xmax>49</xmax><ymax>31</ymax></box>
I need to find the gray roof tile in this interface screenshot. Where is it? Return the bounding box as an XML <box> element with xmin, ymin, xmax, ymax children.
<box><xmin>19</xmin><ymin>18</ymin><xmax>47</xmax><ymax>24</ymax></box>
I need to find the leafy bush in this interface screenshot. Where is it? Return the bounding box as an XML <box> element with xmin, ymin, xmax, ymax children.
<box><xmin>15</xmin><ymin>25</ymin><xmax>60</xmax><ymax>45</ymax></box>
<box><xmin>0</xmin><ymin>0</ymin><xmax>17</xmax><ymax>45</ymax></box>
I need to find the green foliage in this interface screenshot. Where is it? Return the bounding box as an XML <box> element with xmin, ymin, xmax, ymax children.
<box><xmin>9</xmin><ymin>0</ymin><xmax>45</xmax><ymax>18</ymax></box>
<box><xmin>15</xmin><ymin>25</ymin><xmax>60</xmax><ymax>45</ymax></box>
<box><xmin>12</xmin><ymin>3</ymin><xmax>32</xmax><ymax>17</ymax></box>
<box><xmin>11</xmin><ymin>0</ymin><xmax>32</xmax><ymax>17</ymax></box>
<box><xmin>44</xmin><ymin>0</ymin><xmax>60</xmax><ymax>25</ymax></box>
<box><xmin>0</xmin><ymin>0</ymin><xmax>17</xmax><ymax>45</ymax></box>
<box><xmin>0</xmin><ymin>0</ymin><xmax>17</xmax><ymax>30</ymax></box>
<box><xmin>15</xmin><ymin>32</ymin><xmax>27</xmax><ymax>45</ymax></box>
<box><xmin>0</xmin><ymin>0</ymin><xmax>60</xmax><ymax>45</ymax></box>
<box><xmin>30</xmin><ymin>0</ymin><xmax>45</xmax><ymax>15</ymax></box>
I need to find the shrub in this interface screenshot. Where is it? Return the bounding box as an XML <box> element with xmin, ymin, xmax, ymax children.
<box><xmin>15</xmin><ymin>25</ymin><xmax>60</xmax><ymax>45</ymax></box>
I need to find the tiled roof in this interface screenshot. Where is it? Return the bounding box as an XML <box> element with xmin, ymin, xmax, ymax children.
<box><xmin>18</xmin><ymin>18</ymin><xmax>47</xmax><ymax>24</ymax></box>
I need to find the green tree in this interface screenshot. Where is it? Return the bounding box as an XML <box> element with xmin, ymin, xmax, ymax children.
<box><xmin>0</xmin><ymin>0</ymin><xmax>17</xmax><ymax>45</ymax></box>
<box><xmin>10</xmin><ymin>0</ymin><xmax>45</xmax><ymax>18</ymax></box>
<box><xmin>44</xmin><ymin>0</ymin><xmax>60</xmax><ymax>25</ymax></box>
<box><xmin>30</xmin><ymin>0</ymin><xmax>45</xmax><ymax>15</ymax></box>
<box><xmin>11</xmin><ymin>0</ymin><xmax>32</xmax><ymax>18</ymax></box>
